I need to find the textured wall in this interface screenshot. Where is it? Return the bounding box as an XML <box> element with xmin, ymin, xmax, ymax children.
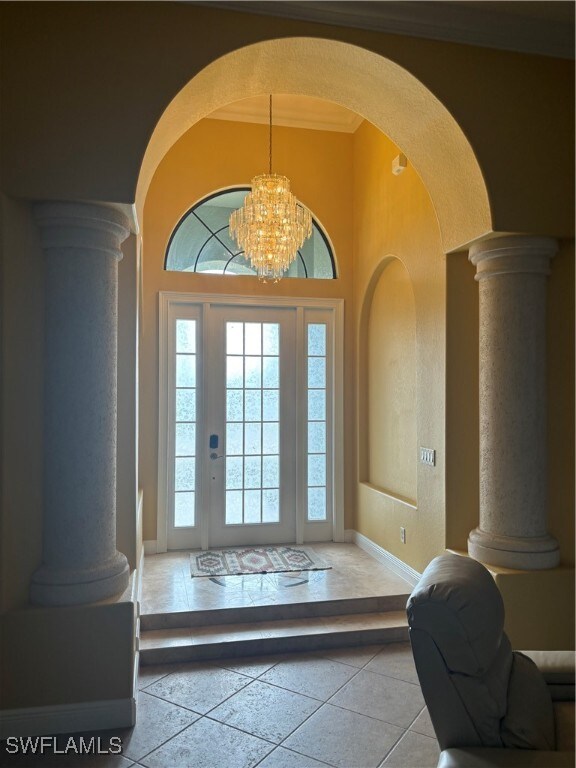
<box><xmin>367</xmin><ymin>259</ymin><xmax>417</xmax><ymax>501</ymax></box>
<box><xmin>354</xmin><ymin>121</ymin><xmax>446</xmax><ymax>574</ymax></box>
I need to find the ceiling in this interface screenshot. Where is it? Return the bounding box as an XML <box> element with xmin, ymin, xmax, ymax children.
<box><xmin>207</xmin><ymin>94</ymin><xmax>364</xmax><ymax>133</ymax></box>
<box><xmin>192</xmin><ymin>1</ymin><xmax>575</xmax><ymax>60</ymax></box>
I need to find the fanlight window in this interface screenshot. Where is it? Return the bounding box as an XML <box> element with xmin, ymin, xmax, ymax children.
<box><xmin>165</xmin><ymin>188</ymin><xmax>336</xmax><ymax>279</ymax></box>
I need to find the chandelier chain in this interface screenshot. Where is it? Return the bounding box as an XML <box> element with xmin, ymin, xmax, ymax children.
<box><xmin>269</xmin><ymin>94</ymin><xmax>272</xmax><ymax>174</ymax></box>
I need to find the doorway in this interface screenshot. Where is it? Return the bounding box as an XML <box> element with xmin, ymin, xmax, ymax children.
<box><xmin>157</xmin><ymin>293</ymin><xmax>344</xmax><ymax>551</ymax></box>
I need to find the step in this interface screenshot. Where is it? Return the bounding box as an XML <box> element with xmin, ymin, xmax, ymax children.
<box><xmin>139</xmin><ymin>610</ymin><xmax>408</xmax><ymax>665</ymax></box>
<box><xmin>140</xmin><ymin>593</ymin><xmax>410</xmax><ymax>631</ymax></box>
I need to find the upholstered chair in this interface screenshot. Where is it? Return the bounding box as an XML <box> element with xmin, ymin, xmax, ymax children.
<box><xmin>407</xmin><ymin>553</ymin><xmax>575</xmax><ymax>768</ymax></box>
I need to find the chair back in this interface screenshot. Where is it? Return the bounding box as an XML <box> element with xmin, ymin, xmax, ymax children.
<box><xmin>407</xmin><ymin>554</ymin><xmax>512</xmax><ymax>750</ymax></box>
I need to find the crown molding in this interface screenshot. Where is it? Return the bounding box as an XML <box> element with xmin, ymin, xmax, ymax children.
<box><xmin>207</xmin><ymin>95</ymin><xmax>364</xmax><ymax>133</ymax></box>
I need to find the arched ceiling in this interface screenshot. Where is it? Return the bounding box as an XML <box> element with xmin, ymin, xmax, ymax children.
<box><xmin>137</xmin><ymin>37</ymin><xmax>492</xmax><ymax>253</ymax></box>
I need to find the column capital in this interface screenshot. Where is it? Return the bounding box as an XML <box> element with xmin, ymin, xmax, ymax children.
<box><xmin>33</xmin><ymin>201</ymin><xmax>130</xmax><ymax>260</ymax></box>
<box><xmin>469</xmin><ymin>235</ymin><xmax>558</xmax><ymax>281</ymax></box>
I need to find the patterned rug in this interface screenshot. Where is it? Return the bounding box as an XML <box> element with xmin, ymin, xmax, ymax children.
<box><xmin>190</xmin><ymin>545</ymin><xmax>331</xmax><ymax>577</ymax></box>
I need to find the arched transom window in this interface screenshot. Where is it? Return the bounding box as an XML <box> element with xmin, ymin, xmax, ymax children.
<box><xmin>165</xmin><ymin>188</ymin><xmax>336</xmax><ymax>278</ymax></box>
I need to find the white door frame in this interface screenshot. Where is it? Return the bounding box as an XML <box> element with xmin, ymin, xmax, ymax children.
<box><xmin>156</xmin><ymin>291</ymin><xmax>345</xmax><ymax>552</ymax></box>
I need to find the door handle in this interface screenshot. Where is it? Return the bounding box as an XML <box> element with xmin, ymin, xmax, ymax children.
<box><xmin>210</xmin><ymin>452</ymin><xmax>224</xmax><ymax>460</ymax></box>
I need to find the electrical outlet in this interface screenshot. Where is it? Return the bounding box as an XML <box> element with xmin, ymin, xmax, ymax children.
<box><xmin>420</xmin><ymin>447</ymin><xmax>436</xmax><ymax>466</ymax></box>
<box><xmin>400</xmin><ymin>527</ymin><xmax>406</xmax><ymax>544</ymax></box>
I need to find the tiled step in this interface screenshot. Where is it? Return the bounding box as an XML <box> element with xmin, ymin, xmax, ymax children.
<box><xmin>139</xmin><ymin>609</ymin><xmax>408</xmax><ymax>665</ymax></box>
<box><xmin>140</xmin><ymin>593</ymin><xmax>410</xmax><ymax>631</ymax></box>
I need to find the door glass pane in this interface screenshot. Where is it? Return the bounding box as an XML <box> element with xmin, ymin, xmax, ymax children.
<box><xmin>263</xmin><ymin>356</ymin><xmax>279</xmax><ymax>387</ymax></box>
<box><xmin>244</xmin><ymin>423</ymin><xmax>261</xmax><ymax>455</ymax></box>
<box><xmin>225</xmin><ymin>321</ymin><xmax>280</xmax><ymax>525</ymax></box>
<box><xmin>174</xmin><ymin>319</ymin><xmax>197</xmax><ymax>527</ymax></box>
<box><xmin>227</xmin><ymin>322</ymin><xmax>243</xmax><ymax>354</ymax></box>
<box><xmin>175</xmin><ymin>457</ymin><xmax>195</xmax><ymax>491</ymax></box>
<box><xmin>226</xmin><ymin>423</ymin><xmax>243</xmax><ymax>455</ymax></box>
<box><xmin>176</xmin><ymin>355</ymin><xmax>196</xmax><ymax>387</ymax></box>
<box><xmin>307</xmin><ymin>323</ymin><xmax>327</xmax><ymax>521</ymax></box>
<box><xmin>226</xmin><ymin>356</ymin><xmax>243</xmax><ymax>388</ymax></box>
<box><xmin>226</xmin><ymin>490</ymin><xmax>243</xmax><ymax>524</ymax></box>
<box><xmin>176</xmin><ymin>423</ymin><xmax>196</xmax><ymax>456</ymax></box>
<box><xmin>175</xmin><ymin>492</ymin><xmax>195</xmax><ymax>527</ymax></box>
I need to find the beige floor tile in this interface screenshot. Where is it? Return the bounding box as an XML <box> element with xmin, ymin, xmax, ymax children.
<box><xmin>314</xmin><ymin>644</ymin><xmax>385</xmax><ymax>669</ymax></box>
<box><xmin>379</xmin><ymin>730</ymin><xmax>440</xmax><ymax>768</ymax></box>
<box><xmin>137</xmin><ymin>664</ymin><xmax>175</xmax><ymax>690</ymax></box>
<box><xmin>364</xmin><ymin>642</ymin><xmax>421</xmax><ymax>685</ymax></box>
<box><xmin>258</xmin><ymin>617</ymin><xmax>327</xmax><ymax>638</ymax></box>
<box><xmin>119</xmin><ymin>691</ymin><xmax>198</xmax><ymax>761</ymax></box>
<box><xmin>329</xmin><ymin>669</ymin><xmax>425</xmax><ymax>728</ymax></box>
<box><xmin>142</xmin><ymin>543</ymin><xmax>413</xmax><ymax>614</ymax></box>
<box><xmin>259</xmin><ymin>655</ymin><xmax>358</xmax><ymax>700</ymax></box>
<box><xmin>190</xmin><ymin>622</ymin><xmax>263</xmax><ymax>644</ymax></box>
<box><xmin>139</xmin><ymin>718</ymin><xmax>273</xmax><ymax>768</ymax></box>
<box><xmin>256</xmin><ymin>746</ymin><xmax>334</xmax><ymax>768</ymax></box>
<box><xmin>209</xmin><ymin>679</ymin><xmax>321</xmax><ymax>743</ymax></box>
<box><xmin>213</xmin><ymin>654</ymin><xmax>287</xmax><ymax>677</ymax></box>
<box><xmin>144</xmin><ymin>663</ymin><xmax>251</xmax><ymax>714</ymax></box>
<box><xmin>141</xmin><ymin>595</ymin><xmax>189</xmax><ymax>613</ymax></box>
<box><xmin>283</xmin><ymin>702</ymin><xmax>404</xmax><ymax>768</ymax></box>
<box><xmin>139</xmin><ymin>627</ymin><xmax>192</xmax><ymax>649</ymax></box>
<box><xmin>409</xmin><ymin>707</ymin><xmax>436</xmax><ymax>739</ymax></box>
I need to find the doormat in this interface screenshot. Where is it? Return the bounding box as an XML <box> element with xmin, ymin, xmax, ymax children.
<box><xmin>190</xmin><ymin>546</ymin><xmax>331</xmax><ymax>577</ymax></box>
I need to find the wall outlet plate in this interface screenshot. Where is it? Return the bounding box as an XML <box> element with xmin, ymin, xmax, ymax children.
<box><xmin>420</xmin><ymin>447</ymin><xmax>436</xmax><ymax>466</ymax></box>
<box><xmin>400</xmin><ymin>526</ymin><xmax>406</xmax><ymax>544</ymax></box>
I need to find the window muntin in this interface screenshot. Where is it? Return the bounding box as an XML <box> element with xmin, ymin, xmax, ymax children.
<box><xmin>165</xmin><ymin>188</ymin><xmax>336</xmax><ymax>279</ymax></box>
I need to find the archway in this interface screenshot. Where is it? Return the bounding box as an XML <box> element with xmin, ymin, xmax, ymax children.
<box><xmin>136</xmin><ymin>37</ymin><xmax>491</xmax><ymax>253</ymax></box>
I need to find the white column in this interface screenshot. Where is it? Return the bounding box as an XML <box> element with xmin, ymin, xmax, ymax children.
<box><xmin>30</xmin><ymin>202</ymin><xmax>131</xmax><ymax>605</ymax></box>
<box><xmin>468</xmin><ymin>235</ymin><xmax>559</xmax><ymax>570</ymax></box>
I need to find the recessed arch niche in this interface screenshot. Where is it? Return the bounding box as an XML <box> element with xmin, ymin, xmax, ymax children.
<box><xmin>136</xmin><ymin>37</ymin><xmax>491</xmax><ymax>253</ymax></box>
<box><xmin>360</xmin><ymin>256</ymin><xmax>417</xmax><ymax>503</ymax></box>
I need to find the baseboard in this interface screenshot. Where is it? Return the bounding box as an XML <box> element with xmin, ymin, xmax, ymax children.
<box><xmin>351</xmin><ymin>531</ymin><xmax>421</xmax><ymax>586</ymax></box>
<box><xmin>143</xmin><ymin>540</ymin><xmax>157</xmax><ymax>555</ymax></box>
<box><xmin>343</xmin><ymin>529</ymin><xmax>355</xmax><ymax>543</ymax></box>
<box><xmin>0</xmin><ymin>697</ymin><xmax>136</xmax><ymax>739</ymax></box>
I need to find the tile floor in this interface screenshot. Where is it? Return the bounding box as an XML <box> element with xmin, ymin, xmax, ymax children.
<box><xmin>0</xmin><ymin>642</ymin><xmax>440</xmax><ymax>768</ymax></box>
<box><xmin>140</xmin><ymin>544</ymin><xmax>415</xmax><ymax>615</ymax></box>
<box><xmin>1</xmin><ymin>547</ymin><xmax>438</xmax><ymax>767</ymax></box>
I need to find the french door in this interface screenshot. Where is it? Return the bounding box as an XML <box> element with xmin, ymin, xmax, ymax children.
<box><xmin>158</xmin><ymin>293</ymin><xmax>343</xmax><ymax>551</ymax></box>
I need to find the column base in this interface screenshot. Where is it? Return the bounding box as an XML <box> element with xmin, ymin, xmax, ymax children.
<box><xmin>30</xmin><ymin>551</ymin><xmax>130</xmax><ymax>606</ymax></box>
<box><xmin>468</xmin><ymin>527</ymin><xmax>560</xmax><ymax>570</ymax></box>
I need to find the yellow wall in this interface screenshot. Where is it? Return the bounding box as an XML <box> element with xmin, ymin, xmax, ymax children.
<box><xmin>367</xmin><ymin>259</ymin><xmax>417</xmax><ymax>501</ymax></box>
<box><xmin>354</xmin><ymin>121</ymin><xmax>446</xmax><ymax>573</ymax></box>
<box><xmin>140</xmin><ymin>118</ymin><xmax>355</xmax><ymax>541</ymax></box>
<box><xmin>445</xmin><ymin>252</ymin><xmax>480</xmax><ymax>553</ymax></box>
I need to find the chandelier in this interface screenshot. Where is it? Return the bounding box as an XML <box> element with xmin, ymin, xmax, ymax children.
<box><xmin>229</xmin><ymin>95</ymin><xmax>312</xmax><ymax>282</ymax></box>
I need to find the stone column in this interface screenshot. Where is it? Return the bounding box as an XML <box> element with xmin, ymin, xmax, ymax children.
<box><xmin>467</xmin><ymin>235</ymin><xmax>559</xmax><ymax>570</ymax></box>
<box><xmin>30</xmin><ymin>202</ymin><xmax>131</xmax><ymax>605</ymax></box>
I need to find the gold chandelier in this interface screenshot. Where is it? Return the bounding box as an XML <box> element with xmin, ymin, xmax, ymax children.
<box><xmin>229</xmin><ymin>95</ymin><xmax>312</xmax><ymax>282</ymax></box>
